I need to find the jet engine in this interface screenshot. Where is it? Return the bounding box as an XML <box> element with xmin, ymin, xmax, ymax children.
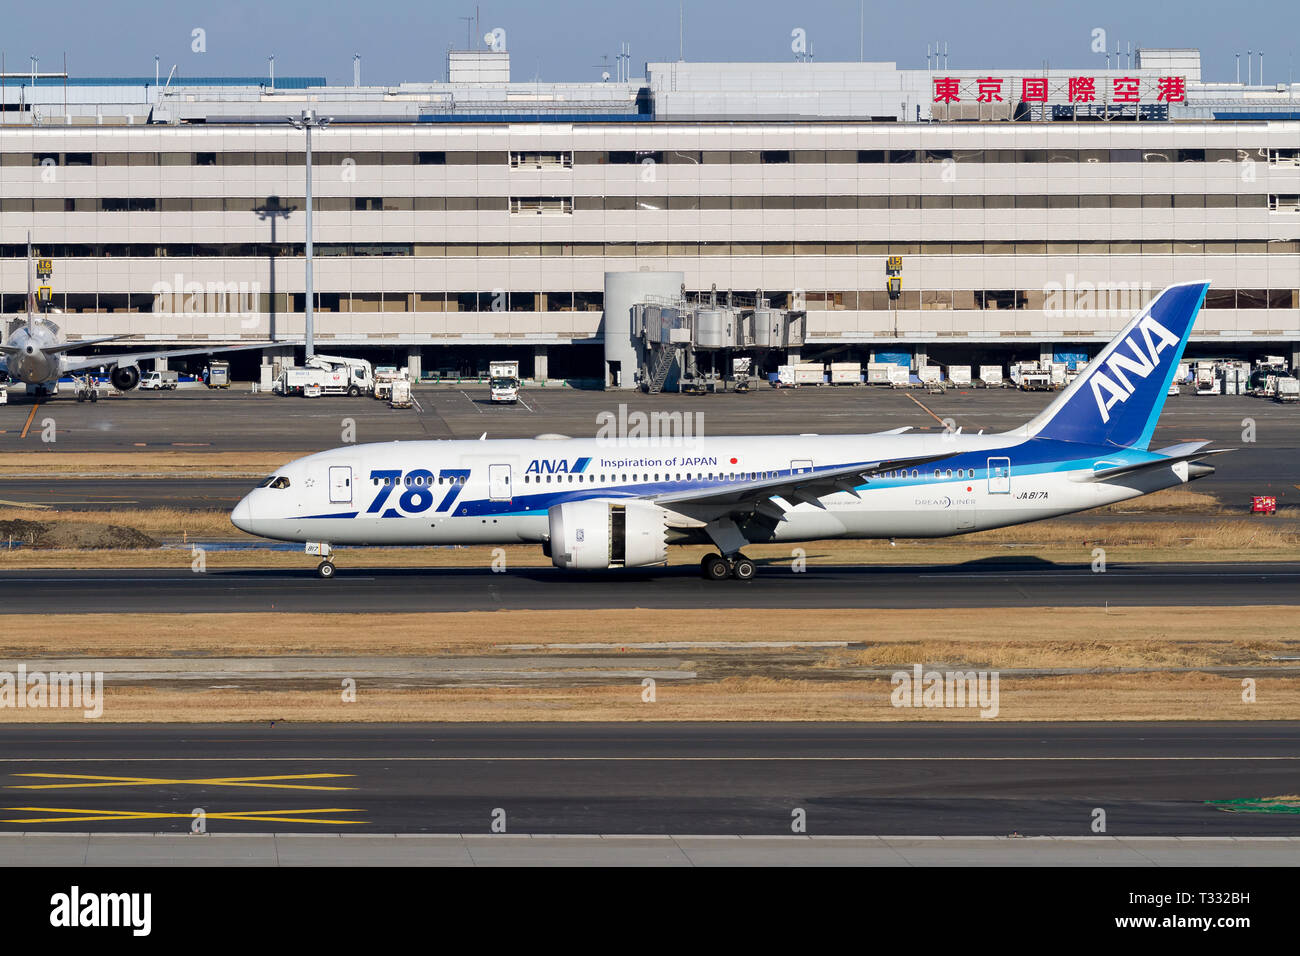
<box><xmin>110</xmin><ymin>364</ymin><xmax>141</xmax><ymax>391</ymax></box>
<box><xmin>547</xmin><ymin>499</ymin><xmax>670</xmax><ymax>570</ymax></box>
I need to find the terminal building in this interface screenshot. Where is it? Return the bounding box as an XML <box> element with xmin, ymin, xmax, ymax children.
<box><xmin>0</xmin><ymin>46</ymin><xmax>1297</xmax><ymax>386</ymax></box>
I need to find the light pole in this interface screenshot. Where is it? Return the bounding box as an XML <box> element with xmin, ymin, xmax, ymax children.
<box><xmin>289</xmin><ymin>110</ymin><xmax>331</xmax><ymax>361</ymax></box>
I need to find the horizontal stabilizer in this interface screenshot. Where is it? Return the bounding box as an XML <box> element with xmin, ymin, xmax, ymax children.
<box><xmin>41</xmin><ymin>335</ymin><xmax>130</xmax><ymax>354</ymax></box>
<box><xmin>1073</xmin><ymin>447</ymin><xmax>1231</xmax><ymax>483</ymax></box>
<box><xmin>60</xmin><ymin>340</ymin><xmax>287</xmax><ymax>374</ymax></box>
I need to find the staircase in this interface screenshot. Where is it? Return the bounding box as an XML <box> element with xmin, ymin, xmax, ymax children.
<box><xmin>646</xmin><ymin>346</ymin><xmax>679</xmax><ymax>394</ymax></box>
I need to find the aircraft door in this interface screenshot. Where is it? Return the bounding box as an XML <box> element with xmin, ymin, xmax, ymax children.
<box><xmin>329</xmin><ymin>466</ymin><xmax>353</xmax><ymax>504</ymax></box>
<box><xmin>488</xmin><ymin>464</ymin><xmax>512</xmax><ymax>502</ymax></box>
<box><xmin>987</xmin><ymin>457</ymin><xmax>1011</xmax><ymax>495</ymax></box>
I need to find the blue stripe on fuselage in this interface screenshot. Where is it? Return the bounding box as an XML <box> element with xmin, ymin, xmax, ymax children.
<box><xmin>362</xmin><ymin>437</ymin><xmax>1162</xmax><ymax>520</ymax></box>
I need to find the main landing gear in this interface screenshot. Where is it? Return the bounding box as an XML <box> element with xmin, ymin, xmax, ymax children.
<box><xmin>700</xmin><ymin>552</ymin><xmax>756</xmax><ymax>581</ymax></box>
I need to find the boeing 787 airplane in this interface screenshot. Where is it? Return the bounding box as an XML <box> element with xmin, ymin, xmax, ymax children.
<box><xmin>1</xmin><ymin>237</ymin><xmax>273</xmax><ymax>397</ymax></box>
<box><xmin>232</xmin><ymin>281</ymin><xmax>1225</xmax><ymax>580</ymax></box>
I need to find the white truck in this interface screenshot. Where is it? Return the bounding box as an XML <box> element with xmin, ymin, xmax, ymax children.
<box><xmin>308</xmin><ymin>354</ymin><xmax>374</xmax><ymax>397</ymax></box>
<box><xmin>372</xmin><ymin>365</ymin><xmax>405</xmax><ymax>401</ymax></box>
<box><xmin>1012</xmin><ymin>362</ymin><xmax>1052</xmax><ymax>391</ymax></box>
<box><xmin>203</xmin><ymin>360</ymin><xmax>230</xmax><ymax>389</ymax></box>
<box><xmin>140</xmin><ymin>369</ymin><xmax>179</xmax><ymax>390</ymax></box>
<box><xmin>1275</xmin><ymin>376</ymin><xmax>1299</xmax><ymax>403</ymax></box>
<box><xmin>388</xmin><ymin>377</ymin><xmax>414</xmax><ymax>409</ymax></box>
<box><xmin>274</xmin><ymin>367</ymin><xmax>322</xmax><ymax>396</ymax></box>
<box><xmin>489</xmin><ymin>360</ymin><xmax>521</xmax><ymax>403</ymax></box>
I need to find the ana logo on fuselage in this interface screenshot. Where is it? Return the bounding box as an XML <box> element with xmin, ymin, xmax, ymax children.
<box><xmin>1088</xmin><ymin>314</ymin><xmax>1180</xmax><ymax>423</ymax></box>
<box><xmin>525</xmin><ymin>458</ymin><xmax>588</xmax><ymax>475</ymax></box>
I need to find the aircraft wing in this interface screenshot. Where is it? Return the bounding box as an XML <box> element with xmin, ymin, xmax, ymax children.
<box><xmin>649</xmin><ymin>452</ymin><xmax>952</xmax><ymax>522</ymax></box>
<box><xmin>59</xmin><ymin>341</ymin><xmax>282</xmax><ymax>374</ymax></box>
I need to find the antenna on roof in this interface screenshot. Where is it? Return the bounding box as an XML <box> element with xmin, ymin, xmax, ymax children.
<box><xmin>354</xmin><ymin>53</ymin><xmax>361</xmax><ymax>88</ymax></box>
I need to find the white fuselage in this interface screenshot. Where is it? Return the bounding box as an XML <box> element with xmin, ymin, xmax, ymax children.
<box><xmin>230</xmin><ymin>431</ymin><xmax>1190</xmax><ymax>550</ymax></box>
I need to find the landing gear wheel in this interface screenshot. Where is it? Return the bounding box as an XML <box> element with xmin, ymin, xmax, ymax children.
<box><xmin>731</xmin><ymin>556</ymin><xmax>757</xmax><ymax>581</ymax></box>
<box><xmin>89</xmin><ymin>389</ymin><xmax>98</xmax><ymax>403</ymax></box>
<box><xmin>316</xmin><ymin>560</ymin><xmax>336</xmax><ymax>579</ymax></box>
<box><xmin>701</xmin><ymin>553</ymin><xmax>731</xmax><ymax>581</ymax></box>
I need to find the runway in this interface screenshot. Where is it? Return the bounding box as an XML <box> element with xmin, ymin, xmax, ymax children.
<box><xmin>1</xmin><ymin>561</ymin><xmax>1297</xmax><ymax>613</ymax></box>
<box><xmin>0</xmin><ymin>723</ymin><xmax>1296</xmax><ymax>836</ymax></box>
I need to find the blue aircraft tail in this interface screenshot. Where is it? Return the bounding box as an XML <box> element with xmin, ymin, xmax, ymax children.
<box><xmin>1024</xmin><ymin>281</ymin><xmax>1209</xmax><ymax>450</ymax></box>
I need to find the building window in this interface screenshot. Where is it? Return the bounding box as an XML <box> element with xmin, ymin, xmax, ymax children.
<box><xmin>509</xmin><ymin>196</ymin><xmax>573</xmax><ymax>215</ymax></box>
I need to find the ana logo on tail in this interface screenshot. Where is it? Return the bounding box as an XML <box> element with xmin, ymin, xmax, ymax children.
<box><xmin>1090</xmin><ymin>314</ymin><xmax>1181</xmax><ymax>423</ymax></box>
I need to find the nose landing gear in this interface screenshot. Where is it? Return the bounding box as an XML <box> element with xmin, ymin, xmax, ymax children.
<box><xmin>307</xmin><ymin>542</ymin><xmax>335</xmax><ymax>580</ymax></box>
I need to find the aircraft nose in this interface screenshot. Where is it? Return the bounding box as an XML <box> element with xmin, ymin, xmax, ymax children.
<box><xmin>231</xmin><ymin>495</ymin><xmax>254</xmax><ymax>533</ymax></box>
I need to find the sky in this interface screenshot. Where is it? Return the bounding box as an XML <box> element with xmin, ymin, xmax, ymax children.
<box><xmin>1</xmin><ymin>0</ymin><xmax>1296</xmax><ymax>86</ymax></box>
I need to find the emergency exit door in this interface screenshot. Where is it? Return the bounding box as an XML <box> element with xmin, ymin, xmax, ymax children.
<box><xmin>489</xmin><ymin>464</ymin><xmax>512</xmax><ymax>502</ymax></box>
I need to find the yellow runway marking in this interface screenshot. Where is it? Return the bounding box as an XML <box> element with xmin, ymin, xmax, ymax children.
<box><xmin>1</xmin><ymin>806</ymin><xmax>364</xmax><ymax>825</ymax></box>
<box><xmin>0</xmin><ymin>499</ymin><xmax>51</xmax><ymax>509</ymax></box>
<box><xmin>18</xmin><ymin>403</ymin><xmax>38</xmax><ymax>439</ymax></box>
<box><xmin>11</xmin><ymin>772</ymin><xmax>356</xmax><ymax>791</ymax></box>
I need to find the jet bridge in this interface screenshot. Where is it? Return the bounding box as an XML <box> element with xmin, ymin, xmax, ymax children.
<box><xmin>632</xmin><ymin>288</ymin><xmax>805</xmax><ymax>394</ymax></box>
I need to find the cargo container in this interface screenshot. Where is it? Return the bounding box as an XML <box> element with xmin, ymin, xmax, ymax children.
<box><xmin>829</xmin><ymin>362</ymin><xmax>861</xmax><ymax>385</ymax></box>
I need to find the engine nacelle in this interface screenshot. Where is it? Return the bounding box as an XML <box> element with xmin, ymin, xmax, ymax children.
<box><xmin>548</xmin><ymin>499</ymin><xmax>669</xmax><ymax>570</ymax></box>
<box><xmin>110</xmin><ymin>364</ymin><xmax>141</xmax><ymax>391</ymax></box>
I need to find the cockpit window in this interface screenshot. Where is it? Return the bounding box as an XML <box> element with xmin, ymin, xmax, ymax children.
<box><xmin>256</xmin><ymin>476</ymin><xmax>276</xmax><ymax>488</ymax></box>
<box><xmin>269</xmin><ymin>476</ymin><xmax>291</xmax><ymax>489</ymax></box>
